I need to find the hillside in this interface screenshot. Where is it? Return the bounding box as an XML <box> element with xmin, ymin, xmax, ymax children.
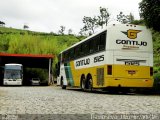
<box><xmin>0</xmin><ymin>27</ymin><xmax>84</xmax><ymax>60</ymax></box>
<box><xmin>0</xmin><ymin>27</ymin><xmax>160</xmax><ymax>73</ymax></box>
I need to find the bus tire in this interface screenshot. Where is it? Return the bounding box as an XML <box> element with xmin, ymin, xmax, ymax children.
<box><xmin>86</xmin><ymin>74</ymin><xmax>93</xmax><ymax>92</ymax></box>
<box><xmin>88</xmin><ymin>78</ymin><xmax>93</xmax><ymax>92</ymax></box>
<box><xmin>62</xmin><ymin>85</ymin><xmax>66</xmax><ymax>89</ymax></box>
<box><xmin>61</xmin><ymin>77</ymin><xmax>66</xmax><ymax>89</ymax></box>
<box><xmin>81</xmin><ymin>77</ymin><xmax>86</xmax><ymax>91</ymax></box>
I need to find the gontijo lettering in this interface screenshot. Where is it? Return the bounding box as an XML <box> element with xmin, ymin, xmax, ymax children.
<box><xmin>76</xmin><ymin>58</ymin><xmax>90</xmax><ymax>67</ymax></box>
<box><xmin>116</xmin><ymin>39</ymin><xmax>147</xmax><ymax>46</ymax></box>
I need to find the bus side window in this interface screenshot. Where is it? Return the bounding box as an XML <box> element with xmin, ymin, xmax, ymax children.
<box><xmin>95</xmin><ymin>36</ymin><xmax>100</xmax><ymax>51</ymax></box>
<box><xmin>63</xmin><ymin>52</ymin><xmax>66</xmax><ymax>62</ymax></box>
<box><xmin>82</xmin><ymin>41</ymin><xmax>89</xmax><ymax>56</ymax></box>
<box><xmin>99</xmin><ymin>33</ymin><xmax>106</xmax><ymax>51</ymax></box>
<box><xmin>67</xmin><ymin>51</ymin><xmax>70</xmax><ymax>61</ymax></box>
<box><xmin>63</xmin><ymin>51</ymin><xmax>69</xmax><ymax>62</ymax></box>
<box><xmin>70</xmin><ymin>48</ymin><xmax>74</xmax><ymax>59</ymax></box>
<box><xmin>75</xmin><ymin>45</ymin><xmax>82</xmax><ymax>58</ymax></box>
<box><xmin>74</xmin><ymin>48</ymin><xmax>76</xmax><ymax>58</ymax></box>
<box><xmin>74</xmin><ymin>48</ymin><xmax>77</xmax><ymax>58</ymax></box>
<box><xmin>62</xmin><ymin>53</ymin><xmax>65</xmax><ymax>63</ymax></box>
<box><xmin>89</xmin><ymin>39</ymin><xmax>96</xmax><ymax>53</ymax></box>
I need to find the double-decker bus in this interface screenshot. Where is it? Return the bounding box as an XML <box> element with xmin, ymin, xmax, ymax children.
<box><xmin>56</xmin><ymin>24</ymin><xmax>153</xmax><ymax>91</ymax></box>
<box><xmin>3</xmin><ymin>64</ymin><xmax>23</xmax><ymax>85</ymax></box>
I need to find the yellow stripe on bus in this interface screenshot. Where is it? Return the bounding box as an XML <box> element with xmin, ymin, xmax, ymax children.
<box><xmin>70</xmin><ymin>61</ymin><xmax>153</xmax><ymax>88</ymax></box>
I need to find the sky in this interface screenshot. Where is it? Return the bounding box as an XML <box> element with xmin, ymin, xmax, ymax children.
<box><xmin>0</xmin><ymin>0</ymin><xmax>142</xmax><ymax>34</ymax></box>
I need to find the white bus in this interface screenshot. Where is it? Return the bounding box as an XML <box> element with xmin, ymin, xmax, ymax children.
<box><xmin>56</xmin><ymin>24</ymin><xmax>153</xmax><ymax>91</ymax></box>
<box><xmin>3</xmin><ymin>64</ymin><xmax>23</xmax><ymax>85</ymax></box>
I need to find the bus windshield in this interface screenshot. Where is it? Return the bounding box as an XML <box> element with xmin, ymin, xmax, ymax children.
<box><xmin>4</xmin><ymin>70</ymin><xmax>21</xmax><ymax>79</ymax></box>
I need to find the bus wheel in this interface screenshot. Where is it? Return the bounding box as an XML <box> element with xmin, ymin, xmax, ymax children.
<box><xmin>62</xmin><ymin>84</ymin><xmax>66</xmax><ymax>89</ymax></box>
<box><xmin>81</xmin><ymin>77</ymin><xmax>86</xmax><ymax>91</ymax></box>
<box><xmin>61</xmin><ymin>78</ymin><xmax>66</xmax><ymax>89</ymax></box>
<box><xmin>88</xmin><ymin>78</ymin><xmax>93</xmax><ymax>92</ymax></box>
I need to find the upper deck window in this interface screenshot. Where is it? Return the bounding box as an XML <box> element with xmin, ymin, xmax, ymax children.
<box><xmin>75</xmin><ymin>45</ymin><xmax>82</xmax><ymax>58</ymax></box>
<box><xmin>90</xmin><ymin>31</ymin><xmax>106</xmax><ymax>53</ymax></box>
<box><xmin>99</xmin><ymin>32</ymin><xmax>106</xmax><ymax>51</ymax></box>
<box><xmin>61</xmin><ymin>31</ymin><xmax>107</xmax><ymax>62</ymax></box>
<box><xmin>82</xmin><ymin>41</ymin><xmax>90</xmax><ymax>56</ymax></box>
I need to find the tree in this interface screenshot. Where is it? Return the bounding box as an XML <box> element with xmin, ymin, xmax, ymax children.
<box><xmin>129</xmin><ymin>13</ymin><xmax>135</xmax><ymax>23</ymax></box>
<box><xmin>58</xmin><ymin>26</ymin><xmax>65</xmax><ymax>35</ymax></box>
<box><xmin>23</xmin><ymin>25</ymin><xmax>29</xmax><ymax>30</ymax></box>
<box><xmin>130</xmin><ymin>19</ymin><xmax>144</xmax><ymax>25</ymax></box>
<box><xmin>0</xmin><ymin>21</ymin><xmax>5</xmax><ymax>27</ymax></box>
<box><xmin>97</xmin><ymin>7</ymin><xmax>110</xmax><ymax>28</ymax></box>
<box><xmin>68</xmin><ymin>29</ymin><xmax>73</xmax><ymax>35</ymax></box>
<box><xmin>79</xmin><ymin>28</ymin><xmax>88</xmax><ymax>36</ymax></box>
<box><xmin>117</xmin><ymin>12</ymin><xmax>134</xmax><ymax>24</ymax></box>
<box><xmin>81</xmin><ymin>7</ymin><xmax>110</xmax><ymax>35</ymax></box>
<box><xmin>139</xmin><ymin>0</ymin><xmax>160</xmax><ymax>31</ymax></box>
<box><xmin>81</xmin><ymin>16</ymin><xmax>98</xmax><ymax>35</ymax></box>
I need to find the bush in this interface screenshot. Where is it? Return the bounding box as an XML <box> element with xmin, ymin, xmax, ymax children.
<box><xmin>153</xmin><ymin>73</ymin><xmax>160</xmax><ymax>93</ymax></box>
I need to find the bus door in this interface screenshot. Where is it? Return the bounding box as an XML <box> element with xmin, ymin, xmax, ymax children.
<box><xmin>64</xmin><ymin>62</ymin><xmax>74</xmax><ymax>86</ymax></box>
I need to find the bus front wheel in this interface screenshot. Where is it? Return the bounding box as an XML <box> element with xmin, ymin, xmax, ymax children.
<box><xmin>61</xmin><ymin>78</ymin><xmax>66</xmax><ymax>89</ymax></box>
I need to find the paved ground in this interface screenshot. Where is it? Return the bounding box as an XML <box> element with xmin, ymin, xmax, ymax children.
<box><xmin>0</xmin><ymin>86</ymin><xmax>160</xmax><ymax>119</ymax></box>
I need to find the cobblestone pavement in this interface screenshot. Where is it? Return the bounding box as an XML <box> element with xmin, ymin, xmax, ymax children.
<box><xmin>0</xmin><ymin>86</ymin><xmax>160</xmax><ymax>118</ymax></box>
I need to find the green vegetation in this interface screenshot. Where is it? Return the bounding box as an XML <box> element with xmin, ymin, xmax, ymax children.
<box><xmin>139</xmin><ymin>0</ymin><xmax>160</xmax><ymax>72</ymax></box>
<box><xmin>0</xmin><ymin>27</ymin><xmax>83</xmax><ymax>55</ymax></box>
<box><xmin>0</xmin><ymin>27</ymin><xmax>85</xmax><ymax>80</ymax></box>
<box><xmin>153</xmin><ymin>73</ymin><xmax>160</xmax><ymax>93</ymax></box>
<box><xmin>153</xmin><ymin>30</ymin><xmax>160</xmax><ymax>73</ymax></box>
<box><xmin>152</xmin><ymin>30</ymin><xmax>160</xmax><ymax>92</ymax></box>
<box><xmin>139</xmin><ymin>0</ymin><xmax>160</xmax><ymax>31</ymax></box>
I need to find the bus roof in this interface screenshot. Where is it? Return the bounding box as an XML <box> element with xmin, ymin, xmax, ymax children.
<box><xmin>5</xmin><ymin>64</ymin><xmax>22</xmax><ymax>70</ymax></box>
<box><xmin>5</xmin><ymin>64</ymin><xmax>22</xmax><ymax>66</ymax></box>
<box><xmin>60</xmin><ymin>24</ymin><xmax>147</xmax><ymax>54</ymax></box>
